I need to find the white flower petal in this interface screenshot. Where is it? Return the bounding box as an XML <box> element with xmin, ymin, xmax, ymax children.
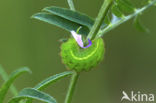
<box><xmin>71</xmin><ymin>31</ymin><xmax>84</xmax><ymax>47</ymax></box>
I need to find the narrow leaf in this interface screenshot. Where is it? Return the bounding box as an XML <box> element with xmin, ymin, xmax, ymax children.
<box><xmin>104</xmin><ymin>14</ymin><xmax>111</xmax><ymax>25</ymax></box>
<box><xmin>0</xmin><ymin>67</ymin><xmax>31</xmax><ymax>103</ymax></box>
<box><xmin>116</xmin><ymin>0</ymin><xmax>136</xmax><ymax>14</ymax></box>
<box><xmin>32</xmin><ymin>13</ymin><xmax>89</xmax><ymax>35</ymax></box>
<box><xmin>42</xmin><ymin>6</ymin><xmax>94</xmax><ymax>29</ymax></box>
<box><xmin>34</xmin><ymin>71</ymin><xmax>73</xmax><ymax>90</ymax></box>
<box><xmin>8</xmin><ymin>88</ymin><xmax>57</xmax><ymax>103</ymax></box>
<box><xmin>98</xmin><ymin>0</ymin><xmax>156</xmax><ymax>37</ymax></box>
<box><xmin>0</xmin><ymin>65</ymin><xmax>18</xmax><ymax>96</ymax></box>
<box><xmin>112</xmin><ymin>4</ymin><xmax>124</xmax><ymax>17</ymax></box>
<box><xmin>25</xmin><ymin>71</ymin><xmax>73</xmax><ymax>103</ymax></box>
<box><xmin>134</xmin><ymin>15</ymin><xmax>149</xmax><ymax>33</ymax></box>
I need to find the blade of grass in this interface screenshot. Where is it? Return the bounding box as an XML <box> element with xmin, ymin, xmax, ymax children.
<box><xmin>0</xmin><ymin>67</ymin><xmax>31</xmax><ymax>103</ymax></box>
<box><xmin>0</xmin><ymin>65</ymin><xmax>18</xmax><ymax>96</ymax></box>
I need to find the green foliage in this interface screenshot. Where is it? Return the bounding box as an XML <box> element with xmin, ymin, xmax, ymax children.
<box><xmin>26</xmin><ymin>71</ymin><xmax>73</xmax><ymax>103</ymax></box>
<box><xmin>0</xmin><ymin>66</ymin><xmax>73</xmax><ymax>103</ymax></box>
<box><xmin>43</xmin><ymin>6</ymin><xmax>94</xmax><ymax>29</ymax></box>
<box><xmin>32</xmin><ymin>6</ymin><xmax>95</xmax><ymax>36</ymax></box>
<box><xmin>134</xmin><ymin>15</ymin><xmax>149</xmax><ymax>33</ymax></box>
<box><xmin>97</xmin><ymin>0</ymin><xmax>156</xmax><ymax>37</ymax></box>
<box><xmin>115</xmin><ymin>0</ymin><xmax>135</xmax><ymax>14</ymax></box>
<box><xmin>23</xmin><ymin>71</ymin><xmax>73</xmax><ymax>103</ymax></box>
<box><xmin>0</xmin><ymin>67</ymin><xmax>31</xmax><ymax>103</ymax></box>
<box><xmin>0</xmin><ymin>0</ymin><xmax>155</xmax><ymax>103</ymax></box>
<box><xmin>8</xmin><ymin>88</ymin><xmax>57</xmax><ymax>103</ymax></box>
<box><xmin>32</xmin><ymin>13</ymin><xmax>90</xmax><ymax>36</ymax></box>
<box><xmin>111</xmin><ymin>4</ymin><xmax>124</xmax><ymax>18</ymax></box>
<box><xmin>104</xmin><ymin>13</ymin><xmax>111</xmax><ymax>25</ymax></box>
<box><xmin>32</xmin><ymin>0</ymin><xmax>156</xmax><ymax>39</ymax></box>
<box><xmin>0</xmin><ymin>65</ymin><xmax>18</xmax><ymax>97</ymax></box>
<box><xmin>34</xmin><ymin>71</ymin><xmax>73</xmax><ymax>90</ymax></box>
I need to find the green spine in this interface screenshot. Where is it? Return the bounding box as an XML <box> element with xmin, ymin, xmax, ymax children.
<box><xmin>61</xmin><ymin>38</ymin><xmax>105</xmax><ymax>72</ymax></box>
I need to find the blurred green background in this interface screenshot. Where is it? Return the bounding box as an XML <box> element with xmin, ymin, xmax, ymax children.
<box><xmin>0</xmin><ymin>0</ymin><xmax>156</xmax><ymax>103</ymax></box>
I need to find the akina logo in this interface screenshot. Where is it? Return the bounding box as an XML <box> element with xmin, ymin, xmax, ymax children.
<box><xmin>121</xmin><ymin>91</ymin><xmax>154</xmax><ymax>102</ymax></box>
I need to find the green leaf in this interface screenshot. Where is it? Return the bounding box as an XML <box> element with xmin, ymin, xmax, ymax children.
<box><xmin>42</xmin><ymin>6</ymin><xmax>94</xmax><ymax>29</ymax></box>
<box><xmin>34</xmin><ymin>71</ymin><xmax>73</xmax><ymax>90</ymax></box>
<box><xmin>0</xmin><ymin>65</ymin><xmax>18</xmax><ymax>97</ymax></box>
<box><xmin>104</xmin><ymin>13</ymin><xmax>111</xmax><ymax>25</ymax></box>
<box><xmin>116</xmin><ymin>0</ymin><xmax>136</xmax><ymax>14</ymax></box>
<box><xmin>0</xmin><ymin>65</ymin><xmax>9</xmax><ymax>82</ymax></box>
<box><xmin>0</xmin><ymin>67</ymin><xmax>31</xmax><ymax>103</ymax></box>
<box><xmin>134</xmin><ymin>15</ymin><xmax>149</xmax><ymax>33</ymax></box>
<box><xmin>25</xmin><ymin>71</ymin><xmax>73</xmax><ymax>103</ymax></box>
<box><xmin>32</xmin><ymin>13</ymin><xmax>90</xmax><ymax>36</ymax></box>
<box><xmin>112</xmin><ymin>4</ymin><xmax>124</xmax><ymax>17</ymax></box>
<box><xmin>8</xmin><ymin>88</ymin><xmax>57</xmax><ymax>103</ymax></box>
<box><xmin>97</xmin><ymin>0</ymin><xmax>156</xmax><ymax>37</ymax></box>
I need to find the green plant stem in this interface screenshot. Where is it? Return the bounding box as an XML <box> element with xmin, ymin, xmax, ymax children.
<box><xmin>64</xmin><ymin>71</ymin><xmax>79</xmax><ymax>103</ymax></box>
<box><xmin>97</xmin><ymin>0</ymin><xmax>156</xmax><ymax>37</ymax></box>
<box><xmin>0</xmin><ymin>65</ymin><xmax>18</xmax><ymax>96</ymax></box>
<box><xmin>67</xmin><ymin>0</ymin><xmax>76</xmax><ymax>11</ymax></box>
<box><xmin>87</xmin><ymin>0</ymin><xmax>113</xmax><ymax>40</ymax></box>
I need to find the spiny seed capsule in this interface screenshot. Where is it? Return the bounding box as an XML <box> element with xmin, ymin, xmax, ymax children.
<box><xmin>61</xmin><ymin>38</ymin><xmax>105</xmax><ymax>72</ymax></box>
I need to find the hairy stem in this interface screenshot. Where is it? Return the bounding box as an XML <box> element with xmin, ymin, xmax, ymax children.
<box><xmin>87</xmin><ymin>0</ymin><xmax>113</xmax><ymax>40</ymax></box>
<box><xmin>67</xmin><ymin>0</ymin><xmax>76</xmax><ymax>11</ymax></box>
<box><xmin>0</xmin><ymin>65</ymin><xmax>18</xmax><ymax>96</ymax></box>
<box><xmin>64</xmin><ymin>71</ymin><xmax>79</xmax><ymax>103</ymax></box>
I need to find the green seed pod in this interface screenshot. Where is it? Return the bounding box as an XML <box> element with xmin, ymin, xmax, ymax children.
<box><xmin>61</xmin><ymin>38</ymin><xmax>105</xmax><ymax>72</ymax></box>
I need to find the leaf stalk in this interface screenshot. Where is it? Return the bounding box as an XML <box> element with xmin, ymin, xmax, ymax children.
<box><xmin>67</xmin><ymin>0</ymin><xmax>76</xmax><ymax>11</ymax></box>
